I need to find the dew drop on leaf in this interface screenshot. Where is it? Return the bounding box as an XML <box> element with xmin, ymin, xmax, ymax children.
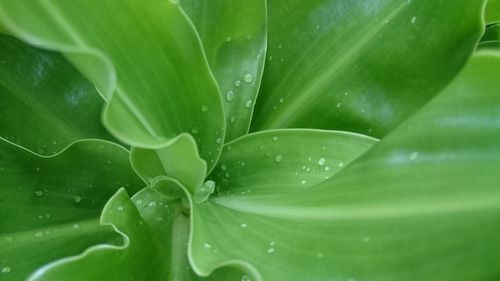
<box><xmin>225</xmin><ymin>90</ymin><xmax>235</xmax><ymax>102</ymax></box>
<box><xmin>243</xmin><ymin>72</ymin><xmax>253</xmax><ymax>83</ymax></box>
<box><xmin>318</xmin><ymin>158</ymin><xmax>326</xmax><ymax>166</ymax></box>
<box><xmin>409</xmin><ymin>151</ymin><xmax>419</xmax><ymax>161</ymax></box>
<box><xmin>275</xmin><ymin>154</ymin><xmax>283</xmax><ymax>163</ymax></box>
<box><xmin>73</xmin><ymin>223</ymin><xmax>81</xmax><ymax>229</ymax></box>
<box><xmin>1</xmin><ymin>267</ymin><xmax>11</xmax><ymax>274</ymax></box>
<box><xmin>200</xmin><ymin>105</ymin><xmax>209</xmax><ymax>112</ymax></box>
<box><xmin>73</xmin><ymin>195</ymin><xmax>82</xmax><ymax>204</ymax></box>
<box><xmin>33</xmin><ymin>190</ymin><xmax>44</xmax><ymax>197</ymax></box>
<box><xmin>235</xmin><ymin>80</ymin><xmax>242</xmax><ymax>87</ymax></box>
<box><xmin>244</xmin><ymin>99</ymin><xmax>253</xmax><ymax>108</ymax></box>
<box><xmin>241</xmin><ymin>275</ymin><xmax>251</xmax><ymax>281</ymax></box>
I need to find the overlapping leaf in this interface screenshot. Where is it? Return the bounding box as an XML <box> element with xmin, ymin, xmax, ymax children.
<box><xmin>0</xmin><ymin>0</ymin><xmax>225</xmax><ymax>169</ymax></box>
<box><xmin>0</xmin><ymin>34</ymin><xmax>115</xmax><ymax>155</ymax></box>
<box><xmin>190</xmin><ymin>52</ymin><xmax>500</xmax><ymax>281</ymax></box>
<box><xmin>251</xmin><ymin>0</ymin><xmax>485</xmax><ymax>138</ymax></box>
<box><xmin>28</xmin><ymin>179</ymin><xmax>254</xmax><ymax>281</ymax></box>
<box><xmin>0</xmin><ymin>139</ymin><xmax>143</xmax><ymax>280</ymax></box>
<box><xmin>181</xmin><ymin>0</ymin><xmax>267</xmax><ymax>142</ymax></box>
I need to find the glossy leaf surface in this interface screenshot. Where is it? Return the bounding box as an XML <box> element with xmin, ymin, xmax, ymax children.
<box><xmin>251</xmin><ymin>0</ymin><xmax>485</xmax><ymax>138</ymax></box>
<box><xmin>0</xmin><ymin>0</ymin><xmax>225</xmax><ymax>169</ymax></box>
<box><xmin>29</xmin><ymin>179</ymin><xmax>252</xmax><ymax>281</ymax></box>
<box><xmin>181</xmin><ymin>0</ymin><xmax>267</xmax><ymax>141</ymax></box>
<box><xmin>0</xmin><ymin>139</ymin><xmax>143</xmax><ymax>281</ymax></box>
<box><xmin>0</xmin><ymin>34</ymin><xmax>115</xmax><ymax>155</ymax></box>
<box><xmin>191</xmin><ymin>52</ymin><xmax>500</xmax><ymax>281</ymax></box>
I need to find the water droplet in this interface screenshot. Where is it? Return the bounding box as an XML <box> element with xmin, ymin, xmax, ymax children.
<box><xmin>317</xmin><ymin>252</ymin><xmax>323</xmax><ymax>258</ymax></box>
<box><xmin>300</xmin><ymin>180</ymin><xmax>307</xmax><ymax>184</ymax></box>
<box><xmin>344</xmin><ymin>91</ymin><xmax>349</xmax><ymax>96</ymax></box>
<box><xmin>241</xmin><ymin>223</ymin><xmax>247</xmax><ymax>228</ymax></box>
<box><xmin>1</xmin><ymin>267</ymin><xmax>11</xmax><ymax>274</ymax></box>
<box><xmin>169</xmin><ymin>0</ymin><xmax>179</xmax><ymax>4</ymax></box>
<box><xmin>268</xmin><ymin>55</ymin><xmax>273</xmax><ymax>61</ymax></box>
<box><xmin>221</xmin><ymin>164</ymin><xmax>227</xmax><ymax>170</ymax></box>
<box><xmin>225</xmin><ymin>90</ymin><xmax>235</xmax><ymax>102</ymax></box>
<box><xmin>204</xmin><ymin>180</ymin><xmax>216</xmax><ymax>193</ymax></box>
<box><xmin>201</xmin><ymin>105</ymin><xmax>209</xmax><ymax>112</ymax></box>
<box><xmin>73</xmin><ymin>196</ymin><xmax>82</xmax><ymax>204</ymax></box>
<box><xmin>226</xmin><ymin>36</ymin><xmax>232</xmax><ymax>42</ymax></box>
<box><xmin>267</xmin><ymin>247</ymin><xmax>275</xmax><ymax>253</ymax></box>
<box><xmin>245</xmin><ymin>34</ymin><xmax>252</xmax><ymax>40</ymax></box>
<box><xmin>117</xmin><ymin>206</ymin><xmax>124</xmax><ymax>211</ymax></box>
<box><xmin>279</xmin><ymin>98</ymin><xmax>284</xmax><ymax>104</ymax></box>
<box><xmin>318</xmin><ymin>158</ymin><xmax>326</xmax><ymax>166</ymax></box>
<box><xmin>34</xmin><ymin>190</ymin><xmax>44</xmax><ymax>197</ymax></box>
<box><xmin>272</xmin><ymin>136</ymin><xmax>279</xmax><ymax>142</ymax></box>
<box><xmin>275</xmin><ymin>154</ymin><xmax>283</xmax><ymax>163</ymax></box>
<box><xmin>244</xmin><ymin>99</ymin><xmax>253</xmax><ymax>109</ymax></box>
<box><xmin>235</xmin><ymin>80</ymin><xmax>242</xmax><ymax>87</ymax></box>
<box><xmin>136</xmin><ymin>199</ymin><xmax>143</xmax><ymax>205</ymax></box>
<box><xmin>277</xmin><ymin>44</ymin><xmax>282</xmax><ymax>49</ymax></box>
<box><xmin>35</xmin><ymin>231</ymin><xmax>44</xmax><ymax>238</ymax></box>
<box><xmin>35</xmin><ymin>167</ymin><xmax>41</xmax><ymax>172</ymax></box>
<box><xmin>191</xmin><ymin>126</ymin><xmax>200</xmax><ymax>134</ymax></box>
<box><xmin>409</xmin><ymin>151</ymin><xmax>418</xmax><ymax>161</ymax></box>
<box><xmin>336</xmin><ymin>102</ymin><xmax>342</xmax><ymax>108</ymax></box>
<box><xmin>315</xmin><ymin>24</ymin><xmax>320</xmax><ymax>30</ymax></box>
<box><xmin>156</xmin><ymin>217</ymin><xmax>164</xmax><ymax>221</ymax></box>
<box><xmin>148</xmin><ymin>201</ymin><xmax>157</xmax><ymax>207</ymax></box>
<box><xmin>73</xmin><ymin>223</ymin><xmax>81</xmax><ymax>229</ymax></box>
<box><xmin>230</xmin><ymin>116</ymin><xmax>236</xmax><ymax>123</ymax></box>
<box><xmin>204</xmin><ymin>243</ymin><xmax>212</xmax><ymax>249</ymax></box>
<box><xmin>241</xmin><ymin>275</ymin><xmax>251</xmax><ymax>281</ymax></box>
<box><xmin>216</xmin><ymin>138</ymin><xmax>222</xmax><ymax>144</ymax></box>
<box><xmin>243</xmin><ymin>72</ymin><xmax>253</xmax><ymax>83</ymax></box>
<box><xmin>338</xmin><ymin>162</ymin><xmax>344</xmax><ymax>168</ymax></box>
<box><xmin>411</xmin><ymin>16</ymin><xmax>416</xmax><ymax>24</ymax></box>
<box><xmin>363</xmin><ymin>236</ymin><xmax>371</xmax><ymax>243</ymax></box>
<box><xmin>324</xmin><ymin>166</ymin><xmax>331</xmax><ymax>171</ymax></box>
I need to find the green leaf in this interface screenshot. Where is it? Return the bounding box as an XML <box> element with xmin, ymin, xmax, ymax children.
<box><xmin>251</xmin><ymin>0</ymin><xmax>485</xmax><ymax>138</ymax></box>
<box><xmin>0</xmin><ymin>34</ymin><xmax>116</xmax><ymax>155</ymax></box>
<box><xmin>0</xmin><ymin>139</ymin><xmax>143</xmax><ymax>281</ymax></box>
<box><xmin>208</xmin><ymin>129</ymin><xmax>378</xmax><ymax>196</ymax></box>
<box><xmin>131</xmin><ymin>134</ymin><xmax>207</xmax><ymax>195</ymax></box>
<box><xmin>478</xmin><ymin>40</ymin><xmax>500</xmax><ymax>50</ymax></box>
<box><xmin>29</xmin><ymin>179</ymin><xmax>254</xmax><ymax>281</ymax></box>
<box><xmin>486</xmin><ymin>0</ymin><xmax>500</xmax><ymax>23</ymax></box>
<box><xmin>190</xmin><ymin>52</ymin><xmax>500</xmax><ymax>281</ymax></box>
<box><xmin>181</xmin><ymin>0</ymin><xmax>267</xmax><ymax>141</ymax></box>
<box><xmin>0</xmin><ymin>0</ymin><xmax>225</xmax><ymax>169</ymax></box>
<box><xmin>480</xmin><ymin>23</ymin><xmax>500</xmax><ymax>42</ymax></box>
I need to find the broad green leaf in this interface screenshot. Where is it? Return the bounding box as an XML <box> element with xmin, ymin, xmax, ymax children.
<box><xmin>208</xmin><ymin>129</ymin><xmax>378</xmax><ymax>196</ymax></box>
<box><xmin>486</xmin><ymin>0</ymin><xmax>500</xmax><ymax>23</ymax></box>
<box><xmin>251</xmin><ymin>0</ymin><xmax>485</xmax><ymax>138</ymax></box>
<box><xmin>131</xmin><ymin>134</ymin><xmax>207</xmax><ymax>195</ymax></box>
<box><xmin>181</xmin><ymin>0</ymin><xmax>267</xmax><ymax>141</ymax></box>
<box><xmin>0</xmin><ymin>0</ymin><xmax>225</xmax><ymax>169</ymax></box>
<box><xmin>190</xmin><ymin>52</ymin><xmax>500</xmax><ymax>281</ymax></box>
<box><xmin>29</xmin><ymin>179</ymin><xmax>253</xmax><ymax>281</ymax></box>
<box><xmin>0</xmin><ymin>139</ymin><xmax>143</xmax><ymax>281</ymax></box>
<box><xmin>0</xmin><ymin>34</ymin><xmax>116</xmax><ymax>155</ymax></box>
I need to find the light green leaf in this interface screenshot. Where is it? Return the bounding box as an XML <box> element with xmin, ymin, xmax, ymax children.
<box><xmin>29</xmin><ymin>179</ymin><xmax>253</xmax><ymax>281</ymax></box>
<box><xmin>486</xmin><ymin>0</ymin><xmax>500</xmax><ymax>23</ymax></box>
<box><xmin>478</xmin><ymin>40</ymin><xmax>500</xmax><ymax>50</ymax></box>
<box><xmin>190</xmin><ymin>52</ymin><xmax>500</xmax><ymax>281</ymax></box>
<box><xmin>208</xmin><ymin>129</ymin><xmax>378</xmax><ymax>196</ymax></box>
<box><xmin>0</xmin><ymin>34</ymin><xmax>116</xmax><ymax>155</ymax></box>
<box><xmin>181</xmin><ymin>0</ymin><xmax>267</xmax><ymax>141</ymax></box>
<box><xmin>131</xmin><ymin>134</ymin><xmax>207</xmax><ymax>195</ymax></box>
<box><xmin>251</xmin><ymin>0</ymin><xmax>485</xmax><ymax>138</ymax></box>
<box><xmin>0</xmin><ymin>139</ymin><xmax>143</xmax><ymax>281</ymax></box>
<box><xmin>0</xmin><ymin>0</ymin><xmax>225</xmax><ymax>169</ymax></box>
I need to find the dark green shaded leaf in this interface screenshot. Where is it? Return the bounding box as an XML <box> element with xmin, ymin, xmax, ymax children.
<box><xmin>251</xmin><ymin>0</ymin><xmax>485</xmax><ymax>138</ymax></box>
<box><xmin>0</xmin><ymin>139</ymin><xmax>143</xmax><ymax>280</ymax></box>
<box><xmin>0</xmin><ymin>34</ymin><xmax>116</xmax><ymax>155</ymax></box>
